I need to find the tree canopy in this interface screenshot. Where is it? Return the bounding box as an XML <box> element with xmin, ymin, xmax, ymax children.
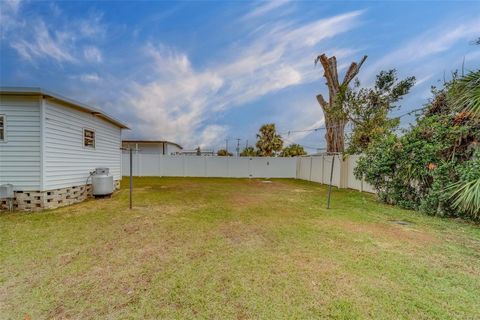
<box><xmin>280</xmin><ymin>144</ymin><xmax>307</xmax><ymax>157</ymax></box>
<box><xmin>240</xmin><ymin>146</ymin><xmax>257</xmax><ymax>157</ymax></box>
<box><xmin>217</xmin><ymin>149</ymin><xmax>233</xmax><ymax>156</ymax></box>
<box><xmin>346</xmin><ymin>69</ymin><xmax>415</xmax><ymax>154</ymax></box>
<box><xmin>255</xmin><ymin>123</ymin><xmax>283</xmax><ymax>157</ymax></box>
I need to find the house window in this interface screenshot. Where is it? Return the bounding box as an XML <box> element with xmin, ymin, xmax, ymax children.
<box><xmin>83</xmin><ymin>129</ymin><xmax>95</xmax><ymax>148</ymax></box>
<box><xmin>0</xmin><ymin>115</ymin><xmax>5</xmax><ymax>141</ymax></box>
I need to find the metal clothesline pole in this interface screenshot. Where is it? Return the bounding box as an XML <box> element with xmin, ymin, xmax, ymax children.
<box><xmin>129</xmin><ymin>148</ymin><xmax>133</xmax><ymax>210</ymax></box>
<box><xmin>327</xmin><ymin>154</ymin><xmax>335</xmax><ymax>209</ymax></box>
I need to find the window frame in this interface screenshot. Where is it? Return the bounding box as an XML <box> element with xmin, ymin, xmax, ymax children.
<box><xmin>83</xmin><ymin>128</ymin><xmax>96</xmax><ymax>149</ymax></box>
<box><xmin>0</xmin><ymin>114</ymin><xmax>5</xmax><ymax>143</ymax></box>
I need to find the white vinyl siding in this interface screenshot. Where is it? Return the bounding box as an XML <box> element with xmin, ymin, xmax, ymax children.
<box><xmin>0</xmin><ymin>96</ymin><xmax>41</xmax><ymax>191</ymax></box>
<box><xmin>43</xmin><ymin>100</ymin><xmax>122</xmax><ymax>190</ymax></box>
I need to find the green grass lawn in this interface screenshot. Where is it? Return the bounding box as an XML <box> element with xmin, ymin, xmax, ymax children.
<box><xmin>1</xmin><ymin>177</ymin><xmax>479</xmax><ymax>319</ymax></box>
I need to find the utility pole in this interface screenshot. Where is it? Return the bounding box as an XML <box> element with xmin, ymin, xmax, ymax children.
<box><xmin>225</xmin><ymin>138</ymin><xmax>229</xmax><ymax>153</ymax></box>
<box><xmin>245</xmin><ymin>140</ymin><xmax>249</xmax><ymax>149</ymax></box>
<box><xmin>236</xmin><ymin>138</ymin><xmax>241</xmax><ymax>157</ymax></box>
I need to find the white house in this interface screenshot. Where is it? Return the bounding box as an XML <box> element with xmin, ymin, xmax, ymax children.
<box><xmin>0</xmin><ymin>87</ymin><xmax>129</xmax><ymax>211</ymax></box>
<box><xmin>122</xmin><ymin>140</ymin><xmax>183</xmax><ymax>155</ymax></box>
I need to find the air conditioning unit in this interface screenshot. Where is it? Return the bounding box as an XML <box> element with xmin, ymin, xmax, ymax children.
<box><xmin>0</xmin><ymin>184</ymin><xmax>14</xmax><ymax>211</ymax></box>
<box><xmin>0</xmin><ymin>184</ymin><xmax>14</xmax><ymax>199</ymax></box>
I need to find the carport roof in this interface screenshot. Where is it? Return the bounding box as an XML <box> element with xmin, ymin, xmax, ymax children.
<box><xmin>122</xmin><ymin>140</ymin><xmax>183</xmax><ymax>150</ymax></box>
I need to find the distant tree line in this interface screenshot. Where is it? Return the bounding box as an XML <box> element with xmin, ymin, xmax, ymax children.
<box><xmin>217</xmin><ymin>123</ymin><xmax>306</xmax><ymax>157</ymax></box>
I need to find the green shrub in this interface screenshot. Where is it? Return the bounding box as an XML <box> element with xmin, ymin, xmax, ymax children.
<box><xmin>355</xmin><ymin>80</ymin><xmax>480</xmax><ymax>220</ymax></box>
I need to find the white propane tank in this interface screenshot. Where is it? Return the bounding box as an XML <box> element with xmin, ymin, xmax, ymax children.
<box><xmin>91</xmin><ymin>168</ymin><xmax>114</xmax><ymax>196</ymax></box>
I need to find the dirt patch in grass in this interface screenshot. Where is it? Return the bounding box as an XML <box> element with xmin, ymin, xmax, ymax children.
<box><xmin>248</xmin><ymin>179</ymin><xmax>293</xmax><ymax>191</ymax></box>
<box><xmin>219</xmin><ymin>221</ymin><xmax>266</xmax><ymax>247</ymax></box>
<box><xmin>57</xmin><ymin>250</ymin><xmax>80</xmax><ymax>267</ymax></box>
<box><xmin>338</xmin><ymin>220</ymin><xmax>438</xmax><ymax>246</ymax></box>
<box><xmin>229</xmin><ymin>193</ymin><xmax>266</xmax><ymax>208</ymax></box>
<box><xmin>291</xmin><ymin>188</ymin><xmax>312</xmax><ymax>193</ymax></box>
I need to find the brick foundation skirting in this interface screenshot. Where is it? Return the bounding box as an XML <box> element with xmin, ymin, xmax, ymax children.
<box><xmin>1</xmin><ymin>180</ymin><xmax>121</xmax><ymax>212</ymax></box>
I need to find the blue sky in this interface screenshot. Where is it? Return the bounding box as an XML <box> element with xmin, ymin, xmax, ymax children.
<box><xmin>1</xmin><ymin>0</ymin><xmax>479</xmax><ymax>152</ymax></box>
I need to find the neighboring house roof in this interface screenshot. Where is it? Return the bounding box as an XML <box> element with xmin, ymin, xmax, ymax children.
<box><xmin>0</xmin><ymin>87</ymin><xmax>129</xmax><ymax>129</ymax></box>
<box><xmin>179</xmin><ymin>150</ymin><xmax>215</xmax><ymax>155</ymax></box>
<box><xmin>122</xmin><ymin>140</ymin><xmax>183</xmax><ymax>150</ymax></box>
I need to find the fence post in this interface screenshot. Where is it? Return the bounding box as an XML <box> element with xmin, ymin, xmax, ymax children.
<box><xmin>204</xmin><ymin>155</ymin><xmax>207</xmax><ymax>177</ymax></box>
<box><xmin>136</xmin><ymin>152</ymin><xmax>141</xmax><ymax>177</ymax></box>
<box><xmin>227</xmin><ymin>156</ymin><xmax>230</xmax><ymax>177</ymax></box>
<box><xmin>182</xmin><ymin>155</ymin><xmax>185</xmax><ymax>177</ymax></box>
<box><xmin>321</xmin><ymin>155</ymin><xmax>325</xmax><ymax>184</ymax></box>
<box><xmin>339</xmin><ymin>154</ymin><xmax>348</xmax><ymax>189</ymax></box>
<box><xmin>327</xmin><ymin>154</ymin><xmax>335</xmax><ymax>209</ymax></box>
<box><xmin>309</xmin><ymin>156</ymin><xmax>313</xmax><ymax>181</ymax></box>
<box><xmin>158</xmin><ymin>154</ymin><xmax>163</xmax><ymax>177</ymax></box>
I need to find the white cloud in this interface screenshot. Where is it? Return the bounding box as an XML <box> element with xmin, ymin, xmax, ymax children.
<box><xmin>124</xmin><ymin>11</ymin><xmax>363</xmax><ymax>147</ymax></box>
<box><xmin>77</xmin><ymin>12</ymin><xmax>106</xmax><ymax>38</ymax></box>
<box><xmin>83</xmin><ymin>46</ymin><xmax>103</xmax><ymax>63</ymax></box>
<box><xmin>363</xmin><ymin>18</ymin><xmax>480</xmax><ymax>82</ymax></box>
<box><xmin>198</xmin><ymin>125</ymin><xmax>229</xmax><ymax>149</ymax></box>
<box><xmin>242</xmin><ymin>0</ymin><xmax>291</xmax><ymax>20</ymax></box>
<box><xmin>79</xmin><ymin>73</ymin><xmax>101</xmax><ymax>82</ymax></box>
<box><xmin>2</xmin><ymin>0</ymin><xmax>21</xmax><ymax>13</ymax></box>
<box><xmin>0</xmin><ymin>0</ymin><xmax>23</xmax><ymax>38</ymax></box>
<box><xmin>2</xmin><ymin>4</ymin><xmax>106</xmax><ymax>64</ymax></box>
<box><xmin>11</xmin><ymin>20</ymin><xmax>77</xmax><ymax>62</ymax></box>
<box><xmin>126</xmin><ymin>45</ymin><xmax>224</xmax><ymax>145</ymax></box>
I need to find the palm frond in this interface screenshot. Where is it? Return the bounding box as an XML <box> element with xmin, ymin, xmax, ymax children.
<box><xmin>449</xmin><ymin>177</ymin><xmax>480</xmax><ymax>218</ymax></box>
<box><xmin>450</xmin><ymin>69</ymin><xmax>480</xmax><ymax>117</ymax></box>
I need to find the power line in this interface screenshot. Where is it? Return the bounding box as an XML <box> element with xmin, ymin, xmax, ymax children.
<box><xmin>393</xmin><ymin>106</ymin><xmax>427</xmax><ymax>119</ymax></box>
<box><xmin>278</xmin><ymin>107</ymin><xmax>427</xmax><ymax>136</ymax></box>
<box><xmin>218</xmin><ymin>106</ymin><xmax>426</xmax><ymax>153</ymax></box>
<box><xmin>282</xmin><ymin>136</ymin><xmax>325</xmax><ymax>150</ymax></box>
<box><xmin>278</xmin><ymin>122</ymin><xmax>352</xmax><ymax>135</ymax></box>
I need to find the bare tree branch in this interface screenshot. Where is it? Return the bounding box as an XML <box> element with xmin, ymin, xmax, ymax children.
<box><xmin>328</xmin><ymin>56</ymin><xmax>339</xmax><ymax>92</ymax></box>
<box><xmin>316</xmin><ymin>94</ymin><xmax>328</xmax><ymax>109</ymax></box>
<box><xmin>318</xmin><ymin>54</ymin><xmax>338</xmax><ymax>98</ymax></box>
<box><xmin>342</xmin><ymin>55</ymin><xmax>368</xmax><ymax>87</ymax></box>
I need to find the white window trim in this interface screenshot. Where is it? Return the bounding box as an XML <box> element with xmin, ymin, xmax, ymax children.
<box><xmin>83</xmin><ymin>127</ymin><xmax>96</xmax><ymax>149</ymax></box>
<box><xmin>0</xmin><ymin>114</ymin><xmax>6</xmax><ymax>143</ymax></box>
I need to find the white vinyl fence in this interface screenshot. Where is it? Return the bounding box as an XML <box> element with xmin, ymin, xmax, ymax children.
<box><xmin>122</xmin><ymin>153</ymin><xmax>375</xmax><ymax>193</ymax></box>
<box><xmin>122</xmin><ymin>154</ymin><xmax>297</xmax><ymax>178</ymax></box>
<box><xmin>296</xmin><ymin>154</ymin><xmax>375</xmax><ymax>193</ymax></box>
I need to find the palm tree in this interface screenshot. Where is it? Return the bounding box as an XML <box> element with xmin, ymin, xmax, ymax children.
<box><xmin>280</xmin><ymin>144</ymin><xmax>307</xmax><ymax>157</ymax></box>
<box><xmin>448</xmin><ymin>69</ymin><xmax>480</xmax><ymax>216</ymax></box>
<box><xmin>240</xmin><ymin>146</ymin><xmax>257</xmax><ymax>157</ymax></box>
<box><xmin>217</xmin><ymin>149</ymin><xmax>232</xmax><ymax>156</ymax></box>
<box><xmin>449</xmin><ymin>69</ymin><xmax>480</xmax><ymax>117</ymax></box>
<box><xmin>255</xmin><ymin>123</ymin><xmax>283</xmax><ymax>157</ymax></box>
<box><xmin>449</xmin><ymin>177</ymin><xmax>480</xmax><ymax>219</ymax></box>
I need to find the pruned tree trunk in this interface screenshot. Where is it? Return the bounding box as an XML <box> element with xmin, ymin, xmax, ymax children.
<box><xmin>315</xmin><ymin>53</ymin><xmax>367</xmax><ymax>153</ymax></box>
<box><xmin>324</xmin><ymin>115</ymin><xmax>348</xmax><ymax>153</ymax></box>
